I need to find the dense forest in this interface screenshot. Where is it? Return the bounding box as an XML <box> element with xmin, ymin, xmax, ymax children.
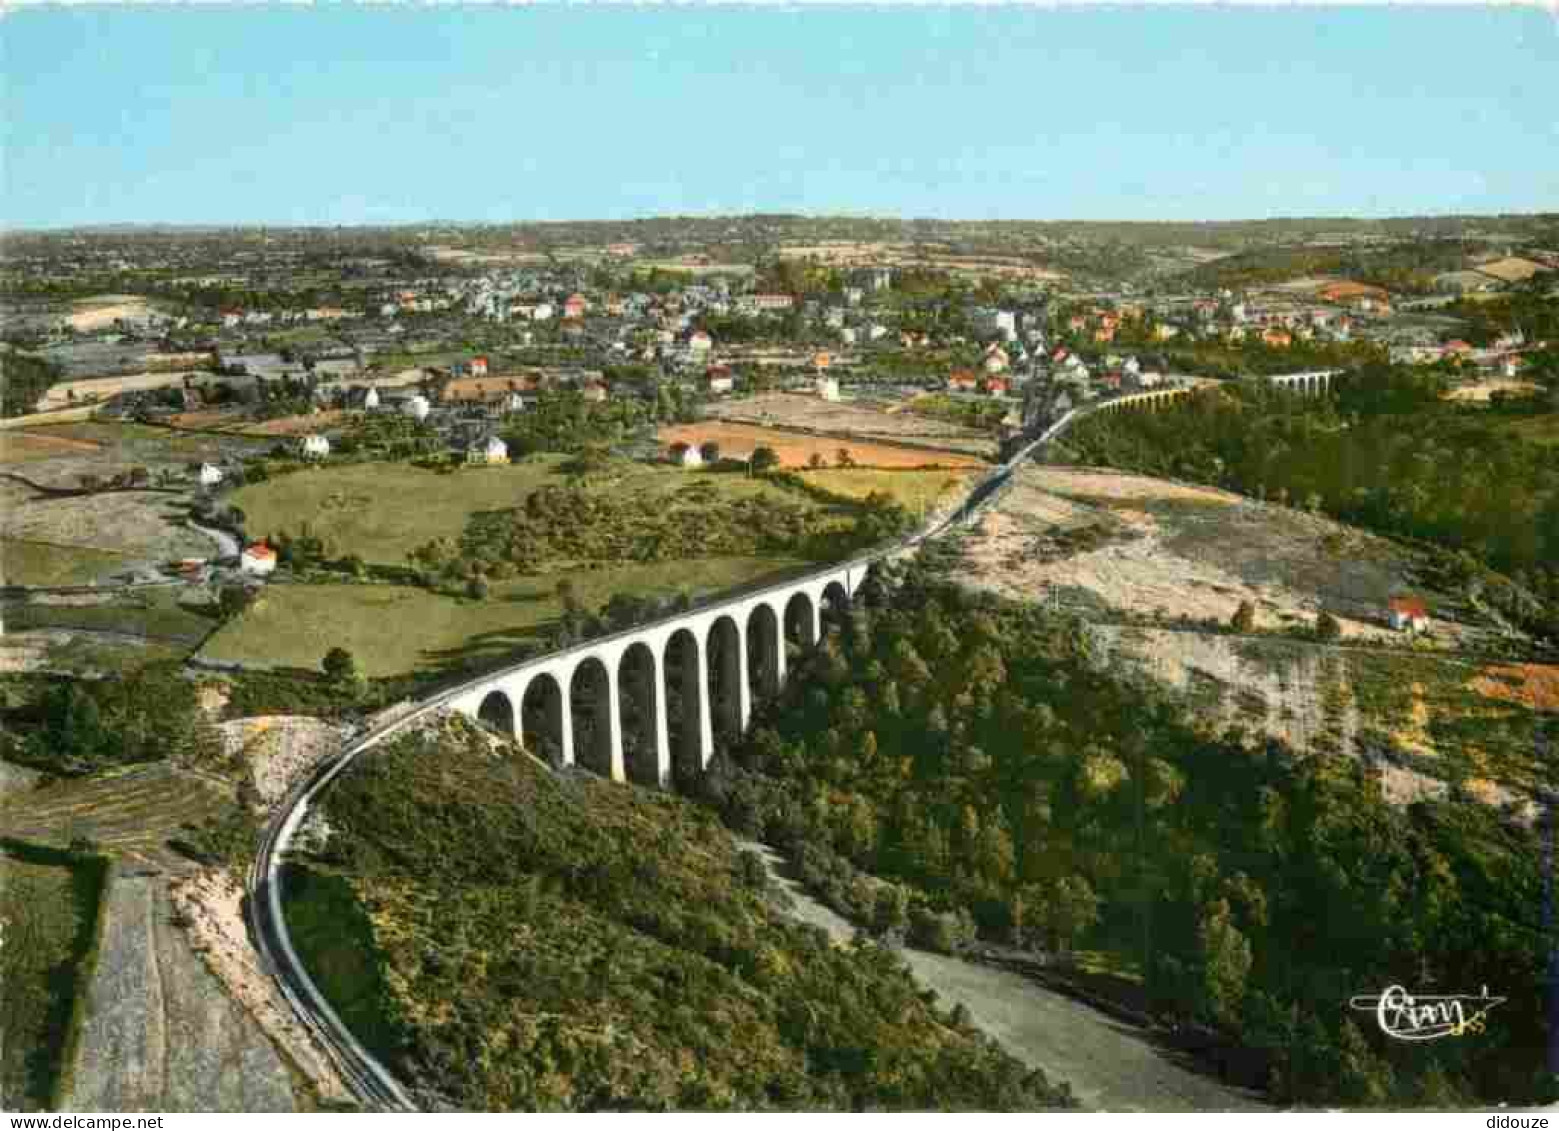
<box><xmin>1061</xmin><ymin>365</ymin><xmax>1559</xmax><ymax>640</ymax></box>
<box><xmin>0</xmin><ymin>351</ymin><xmax>64</xmax><ymax>416</ymax></box>
<box><xmin>706</xmin><ymin>559</ymin><xmax>1553</xmax><ymax>1107</ymax></box>
<box><xmin>289</xmin><ymin>718</ymin><xmax>1075</xmax><ymax>1111</ymax></box>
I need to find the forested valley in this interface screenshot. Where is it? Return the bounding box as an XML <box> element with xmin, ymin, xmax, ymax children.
<box><xmin>704</xmin><ymin>558</ymin><xmax>1552</xmax><ymax>1108</ymax></box>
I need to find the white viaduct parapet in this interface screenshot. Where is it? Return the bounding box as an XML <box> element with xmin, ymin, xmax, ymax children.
<box><xmin>1262</xmin><ymin>369</ymin><xmax>1341</xmax><ymax>396</ymax></box>
<box><xmin>1092</xmin><ymin>384</ymin><xmax>1202</xmax><ymax>414</ymax></box>
<box><xmin>446</xmin><ymin>561</ymin><xmax>869</xmax><ymax>786</ymax></box>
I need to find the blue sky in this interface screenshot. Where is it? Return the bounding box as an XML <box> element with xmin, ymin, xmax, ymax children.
<box><xmin>4</xmin><ymin>5</ymin><xmax>1557</xmax><ymax>228</ymax></box>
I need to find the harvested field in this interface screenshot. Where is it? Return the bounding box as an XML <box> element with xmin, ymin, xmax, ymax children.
<box><xmin>0</xmin><ymin>431</ymin><xmax>103</xmax><ymax>463</ymax></box>
<box><xmin>0</xmin><ymin>762</ymin><xmax>237</xmax><ymax>874</ymax></box>
<box><xmin>39</xmin><ymin>371</ymin><xmax>199</xmax><ymax>412</ymax></box>
<box><xmin>799</xmin><ymin>467</ymin><xmax>975</xmax><ymax>512</ymax></box>
<box><xmin>659</xmin><ymin>421</ymin><xmax>988</xmax><ymax>470</ymax></box>
<box><xmin>706</xmin><ymin>392</ymin><xmax>997</xmax><ymax>457</ymax></box>
<box><xmin>241</xmin><ymin>411</ymin><xmax>345</xmax><ymax>436</ymax></box>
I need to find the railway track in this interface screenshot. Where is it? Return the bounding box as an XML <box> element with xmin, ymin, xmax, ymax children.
<box><xmin>239</xmin><ymin>397</ymin><xmax>1106</xmax><ymax>1109</ymax></box>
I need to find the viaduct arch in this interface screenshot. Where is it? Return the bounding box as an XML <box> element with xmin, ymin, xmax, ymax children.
<box><xmin>445</xmin><ymin>562</ymin><xmax>867</xmax><ymax>784</ymax></box>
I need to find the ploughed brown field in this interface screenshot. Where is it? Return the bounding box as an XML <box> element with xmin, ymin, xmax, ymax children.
<box><xmin>656</xmin><ymin>421</ymin><xmax>988</xmax><ymax>470</ymax></box>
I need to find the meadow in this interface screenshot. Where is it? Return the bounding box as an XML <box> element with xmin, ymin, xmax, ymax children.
<box><xmin>199</xmin><ymin>556</ymin><xmax>810</xmax><ymax>677</ymax></box>
<box><xmin>229</xmin><ymin>456</ymin><xmax>818</xmax><ymax>566</ymax></box>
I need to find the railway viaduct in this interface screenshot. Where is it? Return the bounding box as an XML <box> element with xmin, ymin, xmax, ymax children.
<box><xmin>1262</xmin><ymin>368</ymin><xmax>1341</xmax><ymax>396</ymax></box>
<box><xmin>444</xmin><ymin>562</ymin><xmax>870</xmax><ymax>787</ymax></box>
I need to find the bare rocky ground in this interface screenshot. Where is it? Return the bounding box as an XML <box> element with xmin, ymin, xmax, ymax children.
<box><xmin>61</xmin><ymin>869</ymin><xmax>298</xmax><ymax>1112</ymax></box>
<box><xmin>963</xmin><ymin>466</ymin><xmax>1478</xmax><ymax>644</ymax></box>
<box><xmin>956</xmin><ymin>464</ymin><xmax>1548</xmax><ymax>814</ymax></box>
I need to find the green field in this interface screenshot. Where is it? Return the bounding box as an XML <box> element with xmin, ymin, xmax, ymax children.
<box><xmin>230</xmin><ymin>457</ymin><xmax>820</xmax><ymax>566</ymax></box>
<box><xmin>799</xmin><ymin>467</ymin><xmax>974</xmax><ymax>514</ymax></box>
<box><xmin>200</xmin><ymin>556</ymin><xmax>808</xmax><ymax>677</ymax></box>
<box><xmin>0</xmin><ymin>539</ymin><xmax>130</xmax><ymax>587</ymax></box>
<box><xmin>4</xmin><ymin>588</ymin><xmax>216</xmax><ymax>645</ymax></box>
<box><xmin>1502</xmin><ymin>413</ymin><xmax>1559</xmax><ymax>447</ymax></box>
<box><xmin>0</xmin><ymin>844</ymin><xmax>108</xmax><ymax>1111</ymax></box>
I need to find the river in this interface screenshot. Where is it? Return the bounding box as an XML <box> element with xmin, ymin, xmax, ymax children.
<box><xmin>744</xmin><ymin>842</ymin><xmax>1271</xmax><ymax>1112</ymax></box>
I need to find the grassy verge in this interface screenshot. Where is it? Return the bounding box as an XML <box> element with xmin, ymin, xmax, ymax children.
<box><xmin>0</xmin><ymin>842</ymin><xmax>109</xmax><ymax>1111</ymax></box>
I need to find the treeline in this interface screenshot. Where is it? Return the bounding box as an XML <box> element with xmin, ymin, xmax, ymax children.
<box><xmin>405</xmin><ymin>480</ymin><xmax>911</xmax><ymax>586</ymax></box>
<box><xmin>0</xmin><ymin>352</ymin><xmax>63</xmax><ymax>417</ymax></box>
<box><xmin>1</xmin><ymin>663</ymin><xmax>220</xmax><ymax>776</ymax></box>
<box><xmin>294</xmin><ymin>718</ymin><xmax>1075</xmax><ymax>1110</ymax></box>
<box><xmin>1062</xmin><ymin>367</ymin><xmax>1559</xmax><ymax>638</ymax></box>
<box><xmin>705</xmin><ymin>564</ymin><xmax>1553</xmax><ymax>1107</ymax></box>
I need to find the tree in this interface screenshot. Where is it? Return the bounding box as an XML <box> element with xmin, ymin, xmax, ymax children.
<box><xmin>750</xmin><ymin>445</ymin><xmax>780</xmax><ymax>473</ymax></box>
<box><xmin>808</xmin><ymin>452</ymin><xmax>825</xmax><ymax>470</ymax></box>
<box><xmin>836</xmin><ymin>448</ymin><xmax>856</xmax><ymax>468</ymax></box>
<box><xmin>1315</xmin><ymin>610</ymin><xmax>1342</xmax><ymax>642</ymax></box>
<box><xmin>1231</xmin><ymin>600</ymin><xmax>1256</xmax><ymax>633</ymax></box>
<box><xmin>322</xmin><ymin>646</ymin><xmax>361</xmax><ymax>687</ymax></box>
<box><xmin>1045</xmin><ymin>875</ymin><xmax>1100</xmax><ymax>954</ymax></box>
<box><xmin>216</xmin><ymin>583</ymin><xmax>256</xmax><ymax>621</ymax></box>
<box><xmin>467</xmin><ymin>574</ymin><xmax>491</xmax><ymax>600</ymax></box>
<box><xmin>1198</xmin><ymin>897</ymin><xmax>1253</xmax><ymax>1028</ymax></box>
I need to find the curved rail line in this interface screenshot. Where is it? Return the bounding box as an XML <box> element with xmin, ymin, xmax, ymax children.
<box><xmin>240</xmin><ymin>389</ymin><xmax>1175</xmax><ymax>1109</ymax></box>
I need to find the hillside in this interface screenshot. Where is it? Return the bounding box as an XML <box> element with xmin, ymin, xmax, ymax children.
<box><xmin>284</xmin><ymin>717</ymin><xmax>1073</xmax><ymax>1111</ymax></box>
<box><xmin>708</xmin><ymin>567</ymin><xmax>1552</xmax><ymax>1108</ymax></box>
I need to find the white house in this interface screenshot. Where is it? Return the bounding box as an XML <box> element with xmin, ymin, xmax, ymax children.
<box><xmin>688</xmin><ymin>330</ymin><xmax>714</xmax><ymax>353</ymax></box>
<box><xmin>197</xmin><ymin>463</ymin><xmax>224</xmax><ymax>487</ymax></box>
<box><xmin>363</xmin><ymin>386</ymin><xmax>380</xmax><ymax>411</ymax></box>
<box><xmin>299</xmin><ymin>434</ymin><xmax>331</xmax><ymax>459</ymax></box>
<box><xmin>467</xmin><ymin>436</ymin><xmax>510</xmax><ymax>465</ymax></box>
<box><xmin>240</xmin><ymin>543</ymin><xmax>277</xmax><ymax>576</ymax></box>
<box><xmin>1388</xmin><ymin>596</ymin><xmax>1430</xmax><ymax>633</ymax></box>
<box><xmin>402</xmin><ymin>395</ymin><xmax>431</xmax><ymax>422</ymax></box>
<box><xmin>816</xmin><ymin>376</ymin><xmax>841</xmax><ymax>402</ymax></box>
<box><xmin>672</xmin><ymin>443</ymin><xmax>703</xmax><ymax>468</ymax></box>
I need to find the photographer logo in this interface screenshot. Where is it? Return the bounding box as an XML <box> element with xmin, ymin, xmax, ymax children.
<box><xmin>1349</xmin><ymin>985</ymin><xmax>1505</xmax><ymax>1042</ymax></box>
